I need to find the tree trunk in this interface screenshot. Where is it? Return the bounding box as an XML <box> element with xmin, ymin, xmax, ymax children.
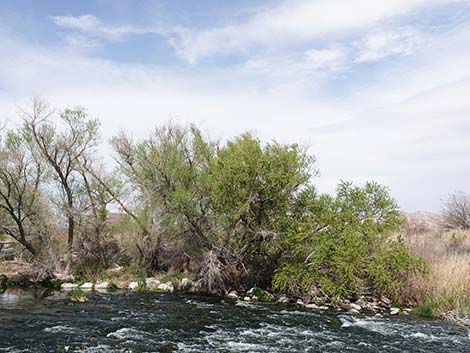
<box><xmin>19</xmin><ymin>238</ymin><xmax>37</xmax><ymax>256</ymax></box>
<box><xmin>65</xmin><ymin>189</ymin><xmax>74</xmax><ymax>273</ymax></box>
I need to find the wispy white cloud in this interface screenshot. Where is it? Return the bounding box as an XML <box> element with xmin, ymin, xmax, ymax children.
<box><xmin>304</xmin><ymin>47</ymin><xmax>348</xmax><ymax>71</ymax></box>
<box><xmin>239</xmin><ymin>46</ymin><xmax>348</xmax><ymax>88</ymax></box>
<box><xmin>354</xmin><ymin>28</ymin><xmax>424</xmax><ymax>63</ymax></box>
<box><xmin>165</xmin><ymin>0</ymin><xmax>460</xmax><ymax>63</ymax></box>
<box><xmin>51</xmin><ymin>14</ymin><xmax>101</xmax><ymax>32</ymax></box>
<box><xmin>50</xmin><ymin>14</ymin><xmax>150</xmax><ymax>47</ymax></box>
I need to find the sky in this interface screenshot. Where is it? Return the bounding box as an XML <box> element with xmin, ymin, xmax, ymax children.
<box><xmin>0</xmin><ymin>0</ymin><xmax>469</xmax><ymax>212</ymax></box>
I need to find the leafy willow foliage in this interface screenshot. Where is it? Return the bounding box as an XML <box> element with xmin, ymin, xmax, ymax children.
<box><xmin>112</xmin><ymin>122</ymin><xmax>425</xmax><ymax>297</ymax></box>
<box><xmin>272</xmin><ymin>182</ymin><xmax>427</xmax><ymax>300</ymax></box>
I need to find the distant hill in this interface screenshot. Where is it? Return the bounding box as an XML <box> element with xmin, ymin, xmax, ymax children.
<box><xmin>404</xmin><ymin>211</ymin><xmax>444</xmax><ymax>233</ymax></box>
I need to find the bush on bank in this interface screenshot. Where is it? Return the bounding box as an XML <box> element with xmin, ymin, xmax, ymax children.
<box><xmin>272</xmin><ymin>182</ymin><xmax>427</xmax><ymax>301</ymax></box>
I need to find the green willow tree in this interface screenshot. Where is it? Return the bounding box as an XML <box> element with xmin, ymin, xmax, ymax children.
<box><xmin>273</xmin><ymin>181</ymin><xmax>426</xmax><ymax>300</ymax></box>
<box><xmin>208</xmin><ymin>133</ymin><xmax>316</xmax><ymax>288</ymax></box>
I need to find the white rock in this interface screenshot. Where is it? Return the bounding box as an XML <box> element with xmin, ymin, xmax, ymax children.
<box><xmin>390</xmin><ymin>307</ymin><xmax>400</xmax><ymax>315</ymax></box>
<box><xmin>157</xmin><ymin>282</ymin><xmax>174</xmax><ymax>293</ymax></box>
<box><xmin>128</xmin><ymin>281</ymin><xmax>139</xmax><ymax>290</ymax></box>
<box><xmin>243</xmin><ymin>296</ymin><xmax>251</xmax><ymax>301</ymax></box>
<box><xmin>277</xmin><ymin>295</ymin><xmax>289</xmax><ymax>303</ymax></box>
<box><xmin>381</xmin><ymin>296</ymin><xmax>392</xmax><ymax>305</ymax></box>
<box><xmin>226</xmin><ymin>291</ymin><xmax>239</xmax><ymax>299</ymax></box>
<box><xmin>60</xmin><ymin>282</ymin><xmax>78</xmax><ymax>291</ymax></box>
<box><xmin>350</xmin><ymin>303</ymin><xmax>362</xmax><ymax>311</ymax></box>
<box><xmin>80</xmin><ymin>282</ymin><xmax>94</xmax><ymax>290</ymax></box>
<box><xmin>349</xmin><ymin>309</ymin><xmax>360</xmax><ymax>314</ymax></box>
<box><xmin>305</xmin><ymin>303</ymin><xmax>319</xmax><ymax>309</ymax></box>
<box><xmin>296</xmin><ymin>299</ymin><xmax>305</xmax><ymax>305</ymax></box>
<box><xmin>95</xmin><ymin>282</ymin><xmax>110</xmax><ymax>290</ymax></box>
<box><xmin>146</xmin><ymin>278</ymin><xmax>161</xmax><ymax>289</ymax></box>
<box><xmin>342</xmin><ymin>302</ymin><xmax>362</xmax><ymax>311</ymax></box>
<box><xmin>318</xmin><ymin>306</ymin><xmax>329</xmax><ymax>310</ymax></box>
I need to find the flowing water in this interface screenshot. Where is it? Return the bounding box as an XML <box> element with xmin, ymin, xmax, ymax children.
<box><xmin>0</xmin><ymin>290</ymin><xmax>469</xmax><ymax>352</ymax></box>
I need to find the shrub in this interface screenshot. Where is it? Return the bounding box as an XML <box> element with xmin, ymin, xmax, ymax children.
<box><xmin>273</xmin><ymin>182</ymin><xmax>426</xmax><ymax>301</ymax></box>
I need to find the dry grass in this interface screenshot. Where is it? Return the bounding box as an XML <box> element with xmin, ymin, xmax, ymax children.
<box><xmin>0</xmin><ymin>260</ymin><xmax>34</xmax><ymax>276</ymax></box>
<box><xmin>403</xmin><ymin>220</ymin><xmax>470</xmax><ymax>316</ymax></box>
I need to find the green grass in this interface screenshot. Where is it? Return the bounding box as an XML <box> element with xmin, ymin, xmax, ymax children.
<box><xmin>69</xmin><ymin>288</ymin><xmax>89</xmax><ymax>302</ymax></box>
<box><xmin>413</xmin><ymin>294</ymin><xmax>470</xmax><ymax>318</ymax></box>
<box><xmin>158</xmin><ymin>271</ymin><xmax>190</xmax><ymax>283</ymax></box>
<box><xmin>412</xmin><ymin>302</ymin><xmax>439</xmax><ymax>318</ymax></box>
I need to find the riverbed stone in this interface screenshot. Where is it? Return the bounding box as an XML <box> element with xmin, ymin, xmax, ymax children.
<box><xmin>381</xmin><ymin>296</ymin><xmax>392</xmax><ymax>306</ymax></box>
<box><xmin>341</xmin><ymin>303</ymin><xmax>362</xmax><ymax>311</ymax></box>
<box><xmin>128</xmin><ymin>281</ymin><xmax>139</xmax><ymax>290</ymax></box>
<box><xmin>243</xmin><ymin>296</ymin><xmax>251</xmax><ymax>301</ymax></box>
<box><xmin>368</xmin><ymin>303</ymin><xmax>381</xmax><ymax>311</ymax></box>
<box><xmin>277</xmin><ymin>295</ymin><xmax>289</xmax><ymax>303</ymax></box>
<box><xmin>390</xmin><ymin>307</ymin><xmax>400</xmax><ymax>315</ymax></box>
<box><xmin>157</xmin><ymin>282</ymin><xmax>174</xmax><ymax>293</ymax></box>
<box><xmin>80</xmin><ymin>282</ymin><xmax>94</xmax><ymax>291</ymax></box>
<box><xmin>305</xmin><ymin>303</ymin><xmax>319</xmax><ymax>309</ymax></box>
<box><xmin>355</xmin><ymin>297</ymin><xmax>367</xmax><ymax>307</ymax></box>
<box><xmin>95</xmin><ymin>282</ymin><xmax>110</xmax><ymax>290</ymax></box>
<box><xmin>146</xmin><ymin>278</ymin><xmax>161</xmax><ymax>289</ymax></box>
<box><xmin>350</xmin><ymin>303</ymin><xmax>362</xmax><ymax>311</ymax></box>
<box><xmin>226</xmin><ymin>291</ymin><xmax>239</xmax><ymax>299</ymax></box>
<box><xmin>61</xmin><ymin>282</ymin><xmax>79</xmax><ymax>291</ymax></box>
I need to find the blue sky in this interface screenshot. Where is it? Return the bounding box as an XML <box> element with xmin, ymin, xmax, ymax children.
<box><xmin>1</xmin><ymin>0</ymin><xmax>470</xmax><ymax>211</ymax></box>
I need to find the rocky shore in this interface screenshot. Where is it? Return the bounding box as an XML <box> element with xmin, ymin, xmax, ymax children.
<box><xmin>1</xmin><ymin>261</ymin><xmax>468</xmax><ymax>326</ymax></box>
<box><xmin>0</xmin><ymin>266</ymin><xmax>408</xmax><ymax>317</ymax></box>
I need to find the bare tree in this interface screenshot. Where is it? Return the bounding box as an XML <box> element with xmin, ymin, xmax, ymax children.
<box><xmin>0</xmin><ymin>129</ymin><xmax>47</xmax><ymax>255</ymax></box>
<box><xmin>21</xmin><ymin>98</ymin><xmax>99</xmax><ymax>269</ymax></box>
<box><xmin>441</xmin><ymin>191</ymin><xmax>470</xmax><ymax>230</ymax></box>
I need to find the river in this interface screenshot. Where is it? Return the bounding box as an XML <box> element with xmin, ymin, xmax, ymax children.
<box><xmin>0</xmin><ymin>290</ymin><xmax>469</xmax><ymax>352</ymax></box>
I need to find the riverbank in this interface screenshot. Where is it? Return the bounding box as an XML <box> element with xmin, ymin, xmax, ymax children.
<box><xmin>2</xmin><ymin>258</ymin><xmax>470</xmax><ymax>328</ymax></box>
